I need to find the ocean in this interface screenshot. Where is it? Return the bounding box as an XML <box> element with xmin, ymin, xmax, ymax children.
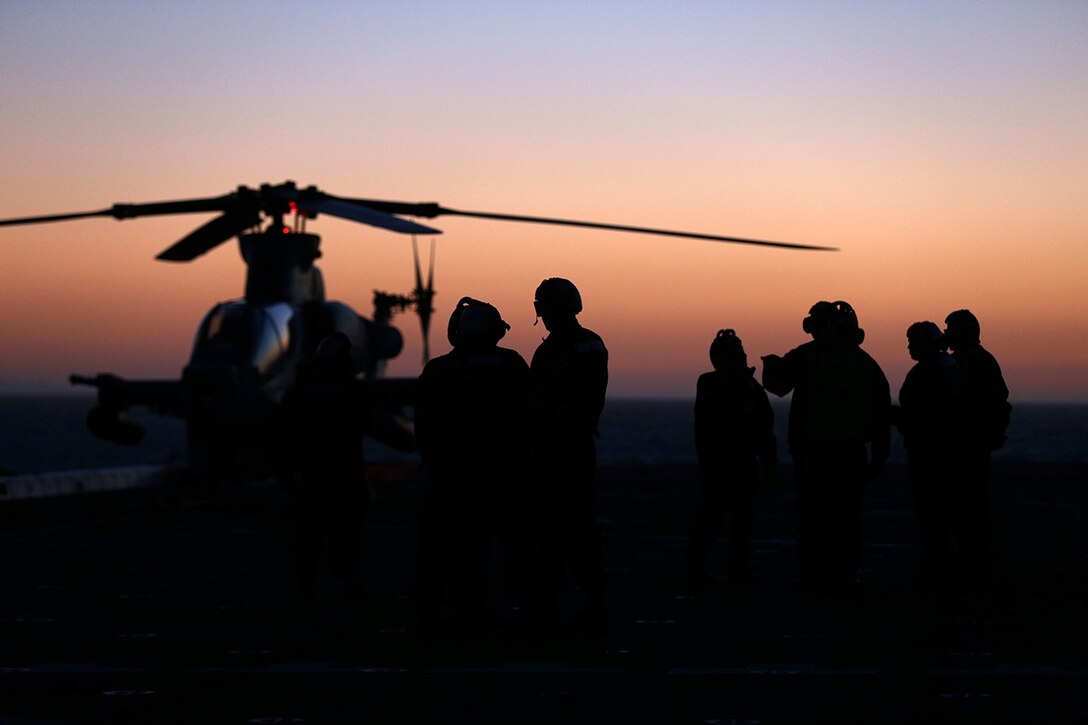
<box><xmin>0</xmin><ymin>395</ymin><xmax>1085</xmax><ymax>476</ymax></box>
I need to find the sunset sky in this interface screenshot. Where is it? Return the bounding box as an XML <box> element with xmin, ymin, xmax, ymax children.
<box><xmin>1</xmin><ymin>2</ymin><xmax>1086</xmax><ymax>402</ymax></box>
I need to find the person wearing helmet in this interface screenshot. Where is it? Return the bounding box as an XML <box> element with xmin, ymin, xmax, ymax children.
<box><xmin>943</xmin><ymin>309</ymin><xmax>1010</xmax><ymax>588</ymax></box>
<box><xmin>280</xmin><ymin>332</ymin><xmax>368</xmax><ymax>601</ymax></box>
<box><xmin>895</xmin><ymin>321</ymin><xmax>964</xmax><ymax>591</ymax></box>
<box><xmin>762</xmin><ymin>301</ymin><xmax>890</xmax><ymax>594</ymax></box>
<box><xmin>414</xmin><ymin>297</ymin><xmax>530</xmax><ymax>631</ymax></box>
<box><xmin>686</xmin><ymin>329</ymin><xmax>776</xmax><ymax>590</ymax></box>
<box><xmin>529</xmin><ymin>277</ymin><xmax>609</xmax><ymax>632</ymax></box>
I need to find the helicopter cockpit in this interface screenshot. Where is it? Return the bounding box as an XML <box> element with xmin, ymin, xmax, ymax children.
<box><xmin>191</xmin><ymin>301</ymin><xmax>296</xmax><ymax>385</ymax></box>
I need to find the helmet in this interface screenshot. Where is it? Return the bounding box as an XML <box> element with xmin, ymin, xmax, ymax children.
<box><xmin>828</xmin><ymin>300</ymin><xmax>865</xmax><ymax>345</ymax></box>
<box><xmin>944</xmin><ymin>309</ymin><xmax>980</xmax><ymax>346</ymax></box>
<box><xmin>534</xmin><ymin>277</ymin><xmax>582</xmax><ymax>317</ymax></box>
<box><xmin>805</xmin><ymin>300</ymin><xmax>864</xmax><ymax>344</ymax></box>
<box><xmin>446</xmin><ymin>297</ymin><xmax>510</xmax><ymax>347</ymax></box>
<box><xmin>709</xmin><ymin>329</ymin><xmax>747</xmax><ymax>372</ymax></box>
<box><xmin>802</xmin><ymin>301</ymin><xmax>835</xmax><ymax>335</ymax></box>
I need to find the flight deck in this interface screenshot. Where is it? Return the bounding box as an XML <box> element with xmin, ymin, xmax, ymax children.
<box><xmin>2</xmin><ymin>462</ymin><xmax>1086</xmax><ymax>724</ymax></box>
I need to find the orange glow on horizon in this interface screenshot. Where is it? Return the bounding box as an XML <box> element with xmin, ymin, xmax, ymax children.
<box><xmin>0</xmin><ymin>202</ymin><xmax>1085</xmax><ymax>402</ymax></box>
<box><xmin>1</xmin><ymin>4</ymin><xmax>1085</xmax><ymax>402</ymax></box>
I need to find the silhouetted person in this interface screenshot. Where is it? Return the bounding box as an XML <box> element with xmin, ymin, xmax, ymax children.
<box><xmin>762</xmin><ymin>301</ymin><xmax>890</xmax><ymax>594</ymax></box>
<box><xmin>895</xmin><ymin>321</ymin><xmax>964</xmax><ymax>591</ymax></box>
<box><xmin>530</xmin><ymin>277</ymin><xmax>608</xmax><ymax>632</ymax></box>
<box><xmin>414</xmin><ymin>298</ymin><xmax>530</xmax><ymax>631</ymax></box>
<box><xmin>280</xmin><ymin>332</ymin><xmax>368</xmax><ymax>600</ymax></box>
<box><xmin>944</xmin><ymin>309</ymin><xmax>1011</xmax><ymax>587</ymax></box>
<box><xmin>687</xmin><ymin>329</ymin><xmax>776</xmax><ymax>589</ymax></box>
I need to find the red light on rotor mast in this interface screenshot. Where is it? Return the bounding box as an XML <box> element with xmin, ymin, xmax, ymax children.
<box><xmin>288</xmin><ymin>201</ymin><xmax>298</xmax><ymax>212</ymax></box>
<box><xmin>282</xmin><ymin>226</ymin><xmax>290</xmax><ymax>234</ymax></box>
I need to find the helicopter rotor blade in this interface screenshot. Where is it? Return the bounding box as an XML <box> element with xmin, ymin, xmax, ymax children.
<box><xmin>420</xmin><ymin>311</ymin><xmax>432</xmax><ymax>364</ymax></box>
<box><xmin>1</xmin><ymin>184</ymin><xmax>836</xmax><ymax>251</ymax></box>
<box><xmin>333</xmin><ymin>198</ymin><xmax>445</xmax><ymax>218</ymax></box>
<box><xmin>335</xmin><ymin>198</ymin><xmax>835</xmax><ymax>251</ymax></box>
<box><xmin>0</xmin><ymin>194</ymin><xmax>241</xmax><ymax>229</ymax></box>
<box><xmin>422</xmin><ymin>238</ymin><xmax>436</xmax><ymax>363</ymax></box>
<box><xmin>411</xmin><ymin>236</ymin><xmax>425</xmax><ymax>298</ymax></box>
<box><xmin>438</xmin><ymin>208</ymin><xmax>837</xmax><ymax>251</ymax></box>
<box><xmin>156</xmin><ymin>210</ymin><xmax>261</xmax><ymax>262</ymax></box>
<box><xmin>426</xmin><ymin>237</ymin><xmax>436</xmax><ymax>299</ymax></box>
<box><xmin>297</xmin><ymin>196</ymin><xmax>441</xmax><ymax>235</ymax></box>
<box><xmin>0</xmin><ymin>208</ymin><xmax>117</xmax><ymax>226</ymax></box>
<box><xmin>106</xmin><ymin>194</ymin><xmax>241</xmax><ymax>219</ymax></box>
<box><xmin>412</xmin><ymin>236</ymin><xmax>434</xmax><ymax>364</ymax></box>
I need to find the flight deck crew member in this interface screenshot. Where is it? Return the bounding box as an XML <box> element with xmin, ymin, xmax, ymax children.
<box><xmin>280</xmin><ymin>332</ymin><xmax>368</xmax><ymax>601</ymax></box>
<box><xmin>943</xmin><ymin>309</ymin><xmax>1011</xmax><ymax>587</ymax></box>
<box><xmin>415</xmin><ymin>298</ymin><xmax>530</xmax><ymax>631</ymax></box>
<box><xmin>762</xmin><ymin>301</ymin><xmax>890</xmax><ymax>594</ymax></box>
<box><xmin>895</xmin><ymin>321</ymin><xmax>964</xmax><ymax>591</ymax></box>
<box><xmin>687</xmin><ymin>329</ymin><xmax>776</xmax><ymax>589</ymax></box>
<box><xmin>530</xmin><ymin>277</ymin><xmax>608</xmax><ymax>631</ymax></box>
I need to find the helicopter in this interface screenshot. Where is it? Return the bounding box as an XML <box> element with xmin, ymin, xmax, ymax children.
<box><xmin>0</xmin><ymin>181</ymin><xmax>833</xmax><ymax>483</ymax></box>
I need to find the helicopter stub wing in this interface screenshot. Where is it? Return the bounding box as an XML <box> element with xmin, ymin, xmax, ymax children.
<box><xmin>70</xmin><ymin>374</ymin><xmax>185</xmax><ymax>446</ymax></box>
<box><xmin>70</xmin><ymin>374</ymin><xmax>185</xmax><ymax>415</ymax></box>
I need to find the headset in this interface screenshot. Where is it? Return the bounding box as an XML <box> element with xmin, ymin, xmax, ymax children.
<box><xmin>803</xmin><ymin>300</ymin><xmax>864</xmax><ymax>344</ymax></box>
<box><xmin>446</xmin><ymin>297</ymin><xmax>510</xmax><ymax>347</ymax></box>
